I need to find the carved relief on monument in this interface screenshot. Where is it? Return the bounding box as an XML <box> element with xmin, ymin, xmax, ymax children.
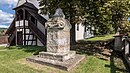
<box><xmin>45</xmin><ymin>8</ymin><xmax>72</xmax><ymax>53</ymax></box>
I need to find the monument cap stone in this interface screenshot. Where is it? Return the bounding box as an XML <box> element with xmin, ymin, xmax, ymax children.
<box><xmin>53</xmin><ymin>8</ymin><xmax>65</xmax><ymax>18</ymax></box>
<box><xmin>45</xmin><ymin>8</ymin><xmax>71</xmax><ymax>30</ymax></box>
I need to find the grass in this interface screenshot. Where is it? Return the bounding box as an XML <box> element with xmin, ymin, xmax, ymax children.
<box><xmin>0</xmin><ymin>28</ymin><xmax>7</xmax><ymax>33</ymax></box>
<box><xmin>86</xmin><ymin>34</ymin><xmax>115</xmax><ymax>41</ymax></box>
<box><xmin>0</xmin><ymin>46</ymin><xmax>125</xmax><ymax>73</ymax></box>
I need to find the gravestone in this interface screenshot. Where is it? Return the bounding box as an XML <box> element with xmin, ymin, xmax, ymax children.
<box><xmin>26</xmin><ymin>8</ymin><xmax>85</xmax><ymax>71</ymax></box>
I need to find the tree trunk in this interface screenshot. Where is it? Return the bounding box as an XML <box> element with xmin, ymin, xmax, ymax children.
<box><xmin>70</xmin><ymin>23</ymin><xmax>76</xmax><ymax>49</ymax></box>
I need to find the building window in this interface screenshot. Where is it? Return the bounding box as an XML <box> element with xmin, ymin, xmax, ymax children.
<box><xmin>77</xmin><ymin>24</ymin><xmax>79</xmax><ymax>31</ymax></box>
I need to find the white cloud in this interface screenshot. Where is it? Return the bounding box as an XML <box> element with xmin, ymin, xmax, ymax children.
<box><xmin>0</xmin><ymin>0</ymin><xmax>18</xmax><ymax>7</ymax></box>
<box><xmin>0</xmin><ymin>25</ymin><xmax>9</xmax><ymax>28</ymax></box>
<box><xmin>0</xmin><ymin>10</ymin><xmax>13</xmax><ymax>28</ymax></box>
<box><xmin>0</xmin><ymin>0</ymin><xmax>17</xmax><ymax>28</ymax></box>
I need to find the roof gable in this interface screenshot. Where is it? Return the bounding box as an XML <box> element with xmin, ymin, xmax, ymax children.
<box><xmin>16</xmin><ymin>0</ymin><xmax>39</xmax><ymax>9</ymax></box>
<box><xmin>13</xmin><ymin>2</ymin><xmax>38</xmax><ymax>11</ymax></box>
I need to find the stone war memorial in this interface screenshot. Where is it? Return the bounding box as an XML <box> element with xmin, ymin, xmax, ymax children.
<box><xmin>27</xmin><ymin>8</ymin><xmax>85</xmax><ymax>71</ymax></box>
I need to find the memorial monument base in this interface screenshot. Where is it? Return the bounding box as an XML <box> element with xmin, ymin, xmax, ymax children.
<box><xmin>26</xmin><ymin>8</ymin><xmax>85</xmax><ymax>71</ymax></box>
<box><xmin>39</xmin><ymin>51</ymin><xmax>76</xmax><ymax>62</ymax></box>
<box><xmin>26</xmin><ymin>54</ymin><xmax>85</xmax><ymax>71</ymax></box>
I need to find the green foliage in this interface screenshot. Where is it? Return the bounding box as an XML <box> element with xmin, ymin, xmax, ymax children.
<box><xmin>38</xmin><ymin>0</ymin><xmax>83</xmax><ymax>24</ymax></box>
<box><xmin>38</xmin><ymin>0</ymin><xmax>130</xmax><ymax>35</ymax></box>
<box><xmin>104</xmin><ymin>0</ymin><xmax>130</xmax><ymax>33</ymax></box>
<box><xmin>0</xmin><ymin>28</ymin><xmax>6</xmax><ymax>32</ymax></box>
<box><xmin>0</xmin><ymin>28</ymin><xmax>6</xmax><ymax>33</ymax></box>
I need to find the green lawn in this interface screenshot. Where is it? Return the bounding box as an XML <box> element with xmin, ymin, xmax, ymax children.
<box><xmin>0</xmin><ymin>46</ymin><xmax>125</xmax><ymax>73</ymax></box>
<box><xmin>86</xmin><ymin>34</ymin><xmax>115</xmax><ymax>41</ymax></box>
<box><xmin>0</xmin><ymin>28</ymin><xmax>6</xmax><ymax>32</ymax></box>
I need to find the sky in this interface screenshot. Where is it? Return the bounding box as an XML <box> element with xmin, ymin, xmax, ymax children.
<box><xmin>0</xmin><ymin>0</ymin><xmax>18</xmax><ymax>28</ymax></box>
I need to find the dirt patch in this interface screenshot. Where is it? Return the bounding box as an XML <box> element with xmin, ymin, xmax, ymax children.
<box><xmin>0</xmin><ymin>36</ymin><xmax>8</xmax><ymax>44</ymax></box>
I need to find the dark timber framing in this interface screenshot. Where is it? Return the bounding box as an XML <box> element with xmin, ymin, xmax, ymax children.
<box><xmin>6</xmin><ymin>2</ymin><xmax>47</xmax><ymax>46</ymax></box>
<box><xmin>23</xmin><ymin>9</ymin><xmax>26</xmax><ymax>45</ymax></box>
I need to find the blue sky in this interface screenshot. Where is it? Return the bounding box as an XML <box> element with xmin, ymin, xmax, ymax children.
<box><xmin>0</xmin><ymin>0</ymin><xmax>18</xmax><ymax>28</ymax></box>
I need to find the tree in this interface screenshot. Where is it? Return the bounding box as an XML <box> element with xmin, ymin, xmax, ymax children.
<box><xmin>104</xmin><ymin>0</ymin><xmax>130</xmax><ymax>34</ymax></box>
<box><xmin>38</xmin><ymin>0</ymin><xmax>130</xmax><ymax>35</ymax></box>
<box><xmin>38</xmin><ymin>0</ymin><xmax>110</xmax><ymax>35</ymax></box>
<box><xmin>80</xmin><ymin>0</ymin><xmax>113</xmax><ymax>35</ymax></box>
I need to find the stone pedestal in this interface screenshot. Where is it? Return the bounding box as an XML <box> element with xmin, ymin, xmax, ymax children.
<box><xmin>26</xmin><ymin>8</ymin><xmax>85</xmax><ymax>71</ymax></box>
<box><xmin>47</xmin><ymin>29</ymin><xmax>70</xmax><ymax>53</ymax></box>
<box><xmin>26</xmin><ymin>54</ymin><xmax>85</xmax><ymax>71</ymax></box>
<box><xmin>39</xmin><ymin>51</ymin><xmax>76</xmax><ymax>62</ymax></box>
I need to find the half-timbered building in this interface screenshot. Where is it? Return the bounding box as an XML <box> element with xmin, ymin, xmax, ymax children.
<box><xmin>6</xmin><ymin>1</ymin><xmax>47</xmax><ymax>46</ymax></box>
<box><xmin>6</xmin><ymin>0</ymin><xmax>93</xmax><ymax>46</ymax></box>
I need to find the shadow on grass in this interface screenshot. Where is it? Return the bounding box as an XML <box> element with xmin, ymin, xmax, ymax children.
<box><xmin>73</xmin><ymin>40</ymin><xmax>113</xmax><ymax>61</ymax></box>
<box><xmin>120</xmin><ymin>53</ymin><xmax>130</xmax><ymax>72</ymax></box>
<box><xmin>104</xmin><ymin>51</ymin><xmax>127</xmax><ymax>73</ymax></box>
<box><xmin>7</xmin><ymin>46</ymin><xmax>46</xmax><ymax>55</ymax></box>
<box><xmin>74</xmin><ymin>39</ymin><xmax>114</xmax><ymax>55</ymax></box>
<box><xmin>74</xmin><ymin>40</ymin><xmax>127</xmax><ymax>73</ymax></box>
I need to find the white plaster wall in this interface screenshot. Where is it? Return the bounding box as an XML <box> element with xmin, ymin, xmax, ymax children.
<box><xmin>84</xmin><ymin>29</ymin><xmax>94</xmax><ymax>38</ymax></box>
<box><xmin>16</xmin><ymin>29</ymin><xmax>23</xmax><ymax>32</ymax></box>
<box><xmin>75</xmin><ymin>23</ymin><xmax>94</xmax><ymax>40</ymax></box>
<box><xmin>84</xmin><ymin>25</ymin><xmax>94</xmax><ymax>38</ymax></box>
<box><xmin>25</xmin><ymin>35</ymin><xmax>36</xmax><ymax>40</ymax></box>
<box><xmin>25</xmin><ymin>29</ymin><xmax>29</xmax><ymax>33</ymax></box>
<box><xmin>26</xmin><ymin>41</ymin><xmax>36</xmax><ymax>45</ymax></box>
<box><xmin>15</xmin><ymin>20</ymin><xmax>28</xmax><ymax>27</ymax></box>
<box><xmin>75</xmin><ymin>23</ymin><xmax>85</xmax><ymax>40</ymax></box>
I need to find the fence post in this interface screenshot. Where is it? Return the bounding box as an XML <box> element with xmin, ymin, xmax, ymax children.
<box><xmin>125</xmin><ymin>38</ymin><xmax>129</xmax><ymax>55</ymax></box>
<box><xmin>113</xmin><ymin>35</ymin><xmax>124</xmax><ymax>51</ymax></box>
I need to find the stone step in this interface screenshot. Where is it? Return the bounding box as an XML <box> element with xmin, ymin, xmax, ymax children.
<box><xmin>39</xmin><ymin>51</ymin><xmax>76</xmax><ymax>62</ymax></box>
<box><xmin>26</xmin><ymin>54</ymin><xmax>85</xmax><ymax>71</ymax></box>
